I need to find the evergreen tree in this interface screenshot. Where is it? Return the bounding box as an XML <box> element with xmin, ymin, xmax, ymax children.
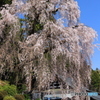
<box><xmin>90</xmin><ymin>69</ymin><xmax>100</xmax><ymax>92</ymax></box>
<box><xmin>0</xmin><ymin>0</ymin><xmax>12</xmax><ymax>7</ymax></box>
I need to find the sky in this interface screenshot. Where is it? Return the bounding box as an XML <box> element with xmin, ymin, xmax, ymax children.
<box><xmin>75</xmin><ymin>0</ymin><xmax>100</xmax><ymax>70</ymax></box>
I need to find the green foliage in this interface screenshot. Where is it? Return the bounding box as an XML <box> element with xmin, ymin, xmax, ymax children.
<box><xmin>17</xmin><ymin>84</ymin><xmax>26</xmax><ymax>94</ymax></box>
<box><xmin>26</xmin><ymin>14</ymin><xmax>44</xmax><ymax>35</ymax></box>
<box><xmin>0</xmin><ymin>0</ymin><xmax>12</xmax><ymax>7</ymax></box>
<box><xmin>14</xmin><ymin>94</ymin><xmax>25</xmax><ymax>100</ymax></box>
<box><xmin>3</xmin><ymin>96</ymin><xmax>16</xmax><ymax>100</ymax></box>
<box><xmin>90</xmin><ymin>69</ymin><xmax>100</xmax><ymax>92</ymax></box>
<box><xmin>0</xmin><ymin>84</ymin><xmax>17</xmax><ymax>96</ymax></box>
<box><xmin>34</xmin><ymin>22</ymin><xmax>43</xmax><ymax>32</ymax></box>
<box><xmin>24</xmin><ymin>94</ymin><xmax>30</xmax><ymax>100</ymax></box>
<box><xmin>29</xmin><ymin>20</ymin><xmax>43</xmax><ymax>35</ymax></box>
<box><xmin>19</xmin><ymin>14</ymin><xmax>44</xmax><ymax>37</ymax></box>
<box><xmin>36</xmin><ymin>99</ymin><xmax>41</xmax><ymax>100</ymax></box>
<box><xmin>0</xmin><ymin>81</ymin><xmax>27</xmax><ymax>100</ymax></box>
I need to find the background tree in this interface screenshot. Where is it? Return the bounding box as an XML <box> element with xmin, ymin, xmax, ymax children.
<box><xmin>0</xmin><ymin>0</ymin><xmax>12</xmax><ymax>7</ymax></box>
<box><xmin>90</xmin><ymin>69</ymin><xmax>100</xmax><ymax>92</ymax></box>
<box><xmin>0</xmin><ymin>80</ymin><xmax>26</xmax><ymax>100</ymax></box>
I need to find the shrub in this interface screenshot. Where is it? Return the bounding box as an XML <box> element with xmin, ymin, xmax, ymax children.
<box><xmin>17</xmin><ymin>84</ymin><xmax>26</xmax><ymax>93</ymax></box>
<box><xmin>0</xmin><ymin>91</ymin><xmax>8</xmax><ymax>100</ymax></box>
<box><xmin>3</xmin><ymin>96</ymin><xmax>16</xmax><ymax>100</ymax></box>
<box><xmin>0</xmin><ymin>80</ymin><xmax>7</xmax><ymax>86</ymax></box>
<box><xmin>36</xmin><ymin>99</ymin><xmax>41</xmax><ymax>100</ymax></box>
<box><xmin>0</xmin><ymin>91</ymin><xmax>8</xmax><ymax>96</ymax></box>
<box><xmin>0</xmin><ymin>85</ymin><xmax>17</xmax><ymax>96</ymax></box>
<box><xmin>14</xmin><ymin>94</ymin><xmax>25</xmax><ymax>100</ymax></box>
<box><xmin>24</xmin><ymin>94</ymin><xmax>30</xmax><ymax>100</ymax></box>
